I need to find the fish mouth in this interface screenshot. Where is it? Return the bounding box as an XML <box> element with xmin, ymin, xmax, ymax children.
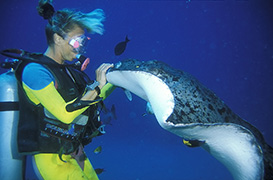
<box><xmin>106</xmin><ymin>61</ymin><xmax>175</xmax><ymax>128</ymax></box>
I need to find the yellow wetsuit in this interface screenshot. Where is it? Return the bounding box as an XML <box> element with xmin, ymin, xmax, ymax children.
<box><xmin>33</xmin><ymin>153</ymin><xmax>98</xmax><ymax>180</ymax></box>
<box><xmin>22</xmin><ymin>61</ymin><xmax>115</xmax><ymax>180</ymax></box>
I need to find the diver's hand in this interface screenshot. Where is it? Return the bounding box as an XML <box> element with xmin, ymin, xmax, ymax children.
<box><xmin>96</xmin><ymin>63</ymin><xmax>114</xmax><ymax>89</ymax></box>
<box><xmin>81</xmin><ymin>63</ymin><xmax>113</xmax><ymax>101</ymax></box>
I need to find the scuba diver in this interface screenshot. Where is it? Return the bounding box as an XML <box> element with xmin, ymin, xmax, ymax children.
<box><xmin>0</xmin><ymin>1</ymin><xmax>114</xmax><ymax>179</ymax></box>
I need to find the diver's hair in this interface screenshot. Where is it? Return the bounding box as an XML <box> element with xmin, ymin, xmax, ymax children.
<box><xmin>37</xmin><ymin>0</ymin><xmax>105</xmax><ymax>46</ymax></box>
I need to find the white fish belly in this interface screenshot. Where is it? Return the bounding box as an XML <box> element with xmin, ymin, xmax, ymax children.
<box><xmin>166</xmin><ymin>123</ymin><xmax>264</xmax><ymax>180</ymax></box>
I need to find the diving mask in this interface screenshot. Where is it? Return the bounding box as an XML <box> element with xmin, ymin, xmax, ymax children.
<box><xmin>68</xmin><ymin>35</ymin><xmax>90</xmax><ymax>54</ymax></box>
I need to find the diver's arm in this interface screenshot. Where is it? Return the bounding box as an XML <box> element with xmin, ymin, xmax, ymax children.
<box><xmin>81</xmin><ymin>63</ymin><xmax>113</xmax><ymax>101</ymax></box>
<box><xmin>23</xmin><ymin>82</ymin><xmax>87</xmax><ymax>124</ymax></box>
<box><xmin>22</xmin><ymin>63</ymin><xmax>113</xmax><ymax>124</ymax></box>
<box><xmin>22</xmin><ymin>63</ymin><xmax>88</xmax><ymax>124</ymax></box>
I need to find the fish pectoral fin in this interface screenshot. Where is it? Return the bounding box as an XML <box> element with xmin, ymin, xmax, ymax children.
<box><xmin>183</xmin><ymin>139</ymin><xmax>205</xmax><ymax>148</ymax></box>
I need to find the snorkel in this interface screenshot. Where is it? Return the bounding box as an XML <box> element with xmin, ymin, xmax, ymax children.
<box><xmin>75</xmin><ymin>54</ymin><xmax>90</xmax><ymax>71</ymax></box>
<box><xmin>68</xmin><ymin>34</ymin><xmax>91</xmax><ymax>71</ymax></box>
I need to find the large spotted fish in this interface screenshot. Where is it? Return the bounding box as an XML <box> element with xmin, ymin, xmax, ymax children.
<box><xmin>106</xmin><ymin>59</ymin><xmax>273</xmax><ymax>180</ymax></box>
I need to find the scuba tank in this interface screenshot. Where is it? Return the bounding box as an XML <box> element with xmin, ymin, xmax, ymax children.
<box><xmin>0</xmin><ymin>67</ymin><xmax>23</xmax><ymax>179</ymax></box>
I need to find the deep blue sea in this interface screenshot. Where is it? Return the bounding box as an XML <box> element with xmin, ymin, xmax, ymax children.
<box><xmin>1</xmin><ymin>1</ymin><xmax>273</xmax><ymax>180</ymax></box>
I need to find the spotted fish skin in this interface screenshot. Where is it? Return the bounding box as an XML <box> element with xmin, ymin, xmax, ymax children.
<box><xmin>110</xmin><ymin>59</ymin><xmax>263</xmax><ymax>135</ymax></box>
<box><xmin>107</xmin><ymin>59</ymin><xmax>273</xmax><ymax>180</ymax></box>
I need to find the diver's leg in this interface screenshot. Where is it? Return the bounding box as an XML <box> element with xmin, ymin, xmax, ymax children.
<box><xmin>31</xmin><ymin>155</ymin><xmax>43</xmax><ymax>180</ymax></box>
<box><xmin>70</xmin><ymin>145</ymin><xmax>86</xmax><ymax>171</ymax></box>
<box><xmin>83</xmin><ymin>155</ymin><xmax>99</xmax><ymax>180</ymax></box>
<box><xmin>33</xmin><ymin>153</ymin><xmax>98</xmax><ymax>180</ymax></box>
<box><xmin>70</xmin><ymin>145</ymin><xmax>99</xmax><ymax>180</ymax></box>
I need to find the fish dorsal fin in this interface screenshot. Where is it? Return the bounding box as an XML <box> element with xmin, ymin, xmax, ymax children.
<box><xmin>125</xmin><ymin>35</ymin><xmax>130</xmax><ymax>42</ymax></box>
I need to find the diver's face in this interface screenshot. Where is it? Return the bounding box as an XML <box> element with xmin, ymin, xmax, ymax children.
<box><xmin>61</xmin><ymin>26</ymin><xmax>85</xmax><ymax>61</ymax></box>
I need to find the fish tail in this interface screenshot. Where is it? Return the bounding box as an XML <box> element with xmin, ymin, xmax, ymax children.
<box><xmin>125</xmin><ymin>35</ymin><xmax>130</xmax><ymax>42</ymax></box>
<box><xmin>263</xmin><ymin>143</ymin><xmax>273</xmax><ymax>180</ymax></box>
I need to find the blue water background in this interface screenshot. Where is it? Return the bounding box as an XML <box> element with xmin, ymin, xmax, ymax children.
<box><xmin>0</xmin><ymin>1</ymin><xmax>272</xmax><ymax>179</ymax></box>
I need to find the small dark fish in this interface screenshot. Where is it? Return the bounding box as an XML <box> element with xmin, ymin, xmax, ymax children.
<box><xmin>109</xmin><ymin>105</ymin><xmax>117</xmax><ymax>119</ymax></box>
<box><xmin>95</xmin><ymin>168</ymin><xmax>105</xmax><ymax>175</ymax></box>
<box><xmin>101</xmin><ymin>104</ymin><xmax>117</xmax><ymax>125</ymax></box>
<box><xmin>114</xmin><ymin>35</ymin><xmax>130</xmax><ymax>55</ymax></box>
<box><xmin>94</xmin><ymin>146</ymin><xmax>102</xmax><ymax>154</ymax></box>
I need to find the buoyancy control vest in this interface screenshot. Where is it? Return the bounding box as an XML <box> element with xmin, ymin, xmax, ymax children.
<box><xmin>14</xmin><ymin>53</ymin><xmax>103</xmax><ymax>155</ymax></box>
